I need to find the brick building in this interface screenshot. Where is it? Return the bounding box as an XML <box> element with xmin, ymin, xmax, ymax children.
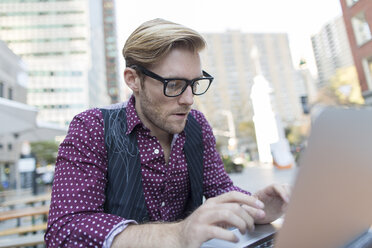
<box><xmin>340</xmin><ymin>0</ymin><xmax>372</xmax><ymax>104</ymax></box>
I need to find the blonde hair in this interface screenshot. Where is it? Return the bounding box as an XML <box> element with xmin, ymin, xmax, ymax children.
<box><xmin>123</xmin><ymin>19</ymin><xmax>206</xmax><ymax>68</ymax></box>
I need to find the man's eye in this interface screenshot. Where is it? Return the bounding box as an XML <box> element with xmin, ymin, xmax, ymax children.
<box><xmin>168</xmin><ymin>81</ymin><xmax>177</xmax><ymax>88</ymax></box>
<box><xmin>168</xmin><ymin>80</ymin><xmax>184</xmax><ymax>90</ymax></box>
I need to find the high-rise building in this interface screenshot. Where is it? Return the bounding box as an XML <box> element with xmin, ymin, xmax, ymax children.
<box><xmin>296</xmin><ymin>60</ymin><xmax>318</xmax><ymax>113</ymax></box>
<box><xmin>340</xmin><ymin>0</ymin><xmax>372</xmax><ymax>104</ymax></box>
<box><xmin>0</xmin><ymin>41</ymin><xmax>28</xmax><ymax>103</ymax></box>
<box><xmin>0</xmin><ymin>40</ymin><xmax>28</xmax><ymax>189</ymax></box>
<box><xmin>0</xmin><ymin>0</ymin><xmax>117</xmax><ymax>126</ymax></box>
<box><xmin>198</xmin><ymin>31</ymin><xmax>304</xmax><ymax>152</ymax></box>
<box><xmin>311</xmin><ymin>16</ymin><xmax>354</xmax><ymax>88</ymax></box>
<box><xmin>102</xmin><ymin>0</ymin><xmax>121</xmax><ymax>103</ymax></box>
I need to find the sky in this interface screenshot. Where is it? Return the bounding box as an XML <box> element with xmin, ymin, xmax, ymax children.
<box><xmin>115</xmin><ymin>0</ymin><xmax>343</xmax><ymax>76</ymax></box>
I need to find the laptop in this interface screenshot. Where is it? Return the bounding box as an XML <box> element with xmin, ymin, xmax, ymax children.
<box><xmin>202</xmin><ymin>106</ymin><xmax>372</xmax><ymax>248</ymax></box>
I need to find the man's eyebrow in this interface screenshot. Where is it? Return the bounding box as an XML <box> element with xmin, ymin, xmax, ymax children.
<box><xmin>165</xmin><ymin>73</ymin><xmax>204</xmax><ymax>80</ymax></box>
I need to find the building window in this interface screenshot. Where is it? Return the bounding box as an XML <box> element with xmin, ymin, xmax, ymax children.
<box><xmin>0</xmin><ymin>82</ymin><xmax>3</xmax><ymax>97</ymax></box>
<box><xmin>8</xmin><ymin>88</ymin><xmax>13</xmax><ymax>100</ymax></box>
<box><xmin>351</xmin><ymin>12</ymin><xmax>372</xmax><ymax>46</ymax></box>
<box><xmin>363</xmin><ymin>56</ymin><xmax>372</xmax><ymax>90</ymax></box>
<box><xmin>346</xmin><ymin>0</ymin><xmax>359</xmax><ymax>7</ymax></box>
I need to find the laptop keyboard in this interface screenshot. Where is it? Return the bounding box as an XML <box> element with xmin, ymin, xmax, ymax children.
<box><xmin>345</xmin><ymin>230</ymin><xmax>372</xmax><ymax>248</ymax></box>
<box><xmin>245</xmin><ymin>229</ymin><xmax>372</xmax><ymax>248</ymax></box>
<box><xmin>246</xmin><ymin>233</ymin><xmax>275</xmax><ymax>248</ymax></box>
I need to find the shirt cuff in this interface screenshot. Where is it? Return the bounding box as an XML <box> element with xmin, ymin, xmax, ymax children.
<box><xmin>103</xmin><ymin>219</ymin><xmax>138</xmax><ymax>248</ymax></box>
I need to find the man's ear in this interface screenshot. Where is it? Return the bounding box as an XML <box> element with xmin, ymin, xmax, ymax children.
<box><xmin>124</xmin><ymin>67</ymin><xmax>141</xmax><ymax>93</ymax></box>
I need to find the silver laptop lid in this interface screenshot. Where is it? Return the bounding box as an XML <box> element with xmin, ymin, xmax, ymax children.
<box><xmin>275</xmin><ymin>107</ymin><xmax>372</xmax><ymax>248</ymax></box>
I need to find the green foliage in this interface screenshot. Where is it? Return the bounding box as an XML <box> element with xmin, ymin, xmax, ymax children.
<box><xmin>285</xmin><ymin>126</ymin><xmax>305</xmax><ymax>146</ymax></box>
<box><xmin>317</xmin><ymin>66</ymin><xmax>365</xmax><ymax>106</ymax></box>
<box><xmin>30</xmin><ymin>140</ymin><xmax>59</xmax><ymax>166</ymax></box>
<box><xmin>221</xmin><ymin>155</ymin><xmax>243</xmax><ymax>174</ymax></box>
<box><xmin>329</xmin><ymin>66</ymin><xmax>365</xmax><ymax>105</ymax></box>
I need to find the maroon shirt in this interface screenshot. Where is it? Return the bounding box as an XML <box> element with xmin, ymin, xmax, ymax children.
<box><xmin>45</xmin><ymin>96</ymin><xmax>249</xmax><ymax>247</ymax></box>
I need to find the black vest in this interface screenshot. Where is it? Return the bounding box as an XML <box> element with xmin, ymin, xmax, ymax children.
<box><xmin>100</xmin><ymin>107</ymin><xmax>204</xmax><ymax>223</ymax></box>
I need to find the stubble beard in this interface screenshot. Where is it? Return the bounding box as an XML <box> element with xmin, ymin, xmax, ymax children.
<box><xmin>139</xmin><ymin>90</ymin><xmax>187</xmax><ymax>135</ymax></box>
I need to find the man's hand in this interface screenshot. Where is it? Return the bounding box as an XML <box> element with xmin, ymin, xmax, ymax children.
<box><xmin>113</xmin><ymin>191</ymin><xmax>264</xmax><ymax>248</ymax></box>
<box><xmin>253</xmin><ymin>184</ymin><xmax>291</xmax><ymax>224</ymax></box>
<box><xmin>178</xmin><ymin>191</ymin><xmax>265</xmax><ymax>248</ymax></box>
<box><xmin>112</xmin><ymin>188</ymin><xmax>290</xmax><ymax>248</ymax></box>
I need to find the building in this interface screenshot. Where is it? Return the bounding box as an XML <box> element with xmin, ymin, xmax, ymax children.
<box><xmin>198</xmin><ymin>31</ymin><xmax>304</xmax><ymax>153</ymax></box>
<box><xmin>102</xmin><ymin>0</ymin><xmax>121</xmax><ymax>103</ymax></box>
<box><xmin>0</xmin><ymin>40</ymin><xmax>28</xmax><ymax>189</ymax></box>
<box><xmin>296</xmin><ymin>59</ymin><xmax>318</xmax><ymax>113</ymax></box>
<box><xmin>340</xmin><ymin>0</ymin><xmax>372</xmax><ymax>104</ymax></box>
<box><xmin>0</xmin><ymin>41</ymin><xmax>27</xmax><ymax>103</ymax></box>
<box><xmin>0</xmin><ymin>0</ymin><xmax>117</xmax><ymax>126</ymax></box>
<box><xmin>311</xmin><ymin>16</ymin><xmax>354</xmax><ymax>88</ymax></box>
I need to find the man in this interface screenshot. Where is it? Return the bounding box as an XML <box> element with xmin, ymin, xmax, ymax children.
<box><xmin>45</xmin><ymin>19</ymin><xmax>290</xmax><ymax>248</ymax></box>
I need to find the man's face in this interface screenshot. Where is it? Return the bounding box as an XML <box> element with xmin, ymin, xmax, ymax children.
<box><xmin>135</xmin><ymin>48</ymin><xmax>202</xmax><ymax>136</ymax></box>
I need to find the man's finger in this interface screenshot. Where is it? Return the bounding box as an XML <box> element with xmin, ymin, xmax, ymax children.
<box><xmin>218</xmin><ymin>203</ymin><xmax>256</xmax><ymax>232</ymax></box>
<box><xmin>205</xmin><ymin>226</ymin><xmax>239</xmax><ymax>243</ymax></box>
<box><xmin>272</xmin><ymin>184</ymin><xmax>290</xmax><ymax>203</ymax></box>
<box><xmin>208</xmin><ymin>191</ymin><xmax>265</xmax><ymax>209</ymax></box>
<box><xmin>241</xmin><ymin>204</ymin><xmax>266</xmax><ymax>222</ymax></box>
<box><xmin>206</xmin><ymin>204</ymin><xmax>254</xmax><ymax>233</ymax></box>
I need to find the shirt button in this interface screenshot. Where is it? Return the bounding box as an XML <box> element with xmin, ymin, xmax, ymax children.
<box><xmin>161</xmin><ymin>201</ymin><xmax>165</xmax><ymax>207</ymax></box>
<box><xmin>154</xmin><ymin>149</ymin><xmax>160</xmax><ymax>154</ymax></box>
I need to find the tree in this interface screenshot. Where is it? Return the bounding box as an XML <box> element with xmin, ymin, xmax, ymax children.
<box><xmin>30</xmin><ymin>140</ymin><xmax>59</xmax><ymax>166</ymax></box>
<box><xmin>329</xmin><ymin>66</ymin><xmax>364</xmax><ymax>105</ymax></box>
<box><xmin>285</xmin><ymin>126</ymin><xmax>306</xmax><ymax>146</ymax></box>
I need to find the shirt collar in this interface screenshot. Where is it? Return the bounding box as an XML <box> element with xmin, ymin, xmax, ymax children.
<box><xmin>125</xmin><ymin>95</ymin><xmax>143</xmax><ymax>134</ymax></box>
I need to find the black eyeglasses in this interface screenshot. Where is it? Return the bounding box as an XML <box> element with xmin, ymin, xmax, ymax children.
<box><xmin>131</xmin><ymin>65</ymin><xmax>214</xmax><ymax>97</ymax></box>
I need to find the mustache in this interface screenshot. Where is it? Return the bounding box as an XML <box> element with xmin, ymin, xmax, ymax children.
<box><xmin>173</xmin><ymin>107</ymin><xmax>191</xmax><ymax>113</ymax></box>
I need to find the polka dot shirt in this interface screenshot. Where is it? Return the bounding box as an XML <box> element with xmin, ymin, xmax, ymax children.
<box><xmin>45</xmin><ymin>95</ymin><xmax>249</xmax><ymax>247</ymax></box>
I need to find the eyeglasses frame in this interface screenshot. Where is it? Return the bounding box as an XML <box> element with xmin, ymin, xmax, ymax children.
<box><xmin>130</xmin><ymin>65</ymin><xmax>214</xmax><ymax>97</ymax></box>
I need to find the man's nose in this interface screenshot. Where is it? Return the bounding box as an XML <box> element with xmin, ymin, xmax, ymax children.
<box><xmin>178</xmin><ymin>86</ymin><xmax>194</xmax><ymax>105</ymax></box>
